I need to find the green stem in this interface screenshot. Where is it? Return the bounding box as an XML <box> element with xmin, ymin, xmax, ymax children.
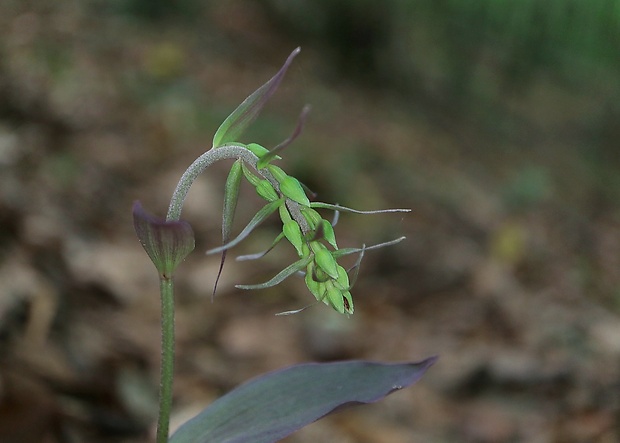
<box><xmin>157</xmin><ymin>276</ymin><xmax>175</xmax><ymax>443</ymax></box>
<box><xmin>166</xmin><ymin>144</ymin><xmax>259</xmax><ymax>221</ymax></box>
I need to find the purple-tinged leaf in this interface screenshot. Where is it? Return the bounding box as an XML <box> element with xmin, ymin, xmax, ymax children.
<box><xmin>214</xmin><ymin>160</ymin><xmax>243</xmax><ymax>298</ymax></box>
<box><xmin>169</xmin><ymin>357</ymin><xmax>437</xmax><ymax>443</ymax></box>
<box><xmin>206</xmin><ymin>199</ymin><xmax>283</xmax><ymax>255</ymax></box>
<box><xmin>132</xmin><ymin>201</ymin><xmax>195</xmax><ymax>279</ymax></box>
<box><xmin>212</xmin><ymin>48</ymin><xmax>301</xmax><ymax>148</ymax></box>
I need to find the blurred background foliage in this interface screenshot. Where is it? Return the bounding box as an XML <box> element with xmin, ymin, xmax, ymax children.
<box><xmin>260</xmin><ymin>0</ymin><xmax>620</xmax><ymax>202</ymax></box>
<box><xmin>1</xmin><ymin>0</ymin><xmax>619</xmax><ymax>442</ymax></box>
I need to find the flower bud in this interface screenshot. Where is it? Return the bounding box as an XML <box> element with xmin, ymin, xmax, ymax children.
<box><xmin>320</xmin><ymin>219</ymin><xmax>338</xmax><ymax>249</ymax></box>
<box><xmin>256</xmin><ymin>179</ymin><xmax>279</xmax><ymax>202</ymax></box>
<box><xmin>279</xmin><ymin>176</ymin><xmax>310</xmax><ymax>206</ymax></box>
<box><xmin>305</xmin><ymin>263</ymin><xmax>327</xmax><ymax>302</ymax></box>
<box><xmin>342</xmin><ymin>290</ymin><xmax>354</xmax><ymax>315</ymax></box>
<box><xmin>325</xmin><ymin>282</ymin><xmax>345</xmax><ymax>314</ymax></box>
<box><xmin>241</xmin><ymin>163</ymin><xmax>262</xmax><ymax>187</ymax></box>
<box><xmin>335</xmin><ymin>265</ymin><xmax>350</xmax><ymax>290</ymax></box>
<box><xmin>267</xmin><ymin>164</ymin><xmax>287</xmax><ymax>183</ymax></box>
<box><xmin>301</xmin><ymin>207</ymin><xmax>322</xmax><ymax>230</ymax></box>
<box><xmin>133</xmin><ymin>201</ymin><xmax>195</xmax><ymax>279</ymax></box>
<box><xmin>283</xmin><ymin>220</ymin><xmax>305</xmax><ymax>257</ymax></box>
<box><xmin>310</xmin><ymin>242</ymin><xmax>339</xmax><ymax>279</ymax></box>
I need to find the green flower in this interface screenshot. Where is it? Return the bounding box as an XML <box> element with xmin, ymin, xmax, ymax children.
<box><xmin>305</xmin><ymin>261</ymin><xmax>354</xmax><ymax>315</ymax></box>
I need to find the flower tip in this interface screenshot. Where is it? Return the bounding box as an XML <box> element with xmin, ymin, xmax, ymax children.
<box><xmin>132</xmin><ymin>199</ymin><xmax>145</xmax><ymax>216</ymax></box>
<box><xmin>283</xmin><ymin>47</ymin><xmax>301</xmax><ymax>68</ymax></box>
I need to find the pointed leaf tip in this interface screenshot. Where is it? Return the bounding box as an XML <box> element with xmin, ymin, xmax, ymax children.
<box><xmin>212</xmin><ymin>48</ymin><xmax>301</xmax><ymax>148</ymax></box>
<box><xmin>257</xmin><ymin>104</ymin><xmax>311</xmax><ymax>169</ymax></box>
<box><xmin>132</xmin><ymin>201</ymin><xmax>195</xmax><ymax>278</ymax></box>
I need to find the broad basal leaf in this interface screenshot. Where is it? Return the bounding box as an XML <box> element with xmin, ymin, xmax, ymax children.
<box><xmin>170</xmin><ymin>357</ymin><xmax>437</xmax><ymax>443</ymax></box>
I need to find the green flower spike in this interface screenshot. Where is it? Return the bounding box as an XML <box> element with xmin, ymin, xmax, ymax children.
<box><xmin>133</xmin><ymin>200</ymin><xmax>195</xmax><ymax>279</ymax></box>
<box><xmin>131</xmin><ymin>49</ymin><xmax>433</xmax><ymax>443</ymax></box>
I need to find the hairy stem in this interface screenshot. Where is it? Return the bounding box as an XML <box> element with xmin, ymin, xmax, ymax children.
<box><xmin>166</xmin><ymin>144</ymin><xmax>310</xmax><ymax>232</ymax></box>
<box><xmin>157</xmin><ymin>277</ymin><xmax>175</xmax><ymax>443</ymax></box>
<box><xmin>167</xmin><ymin>145</ymin><xmax>256</xmax><ymax>221</ymax></box>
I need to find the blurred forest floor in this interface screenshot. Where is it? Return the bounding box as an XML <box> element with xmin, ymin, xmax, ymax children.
<box><xmin>0</xmin><ymin>1</ymin><xmax>619</xmax><ymax>442</ymax></box>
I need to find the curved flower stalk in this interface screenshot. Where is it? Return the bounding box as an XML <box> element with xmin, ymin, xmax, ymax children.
<box><xmin>133</xmin><ymin>48</ymin><xmax>413</xmax><ymax>442</ymax></box>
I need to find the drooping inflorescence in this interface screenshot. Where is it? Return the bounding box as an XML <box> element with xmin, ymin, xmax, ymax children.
<box><xmin>135</xmin><ymin>47</ymin><xmax>409</xmax><ymax>316</ymax></box>
<box><xmin>213</xmin><ymin>142</ymin><xmax>356</xmax><ymax>314</ymax></box>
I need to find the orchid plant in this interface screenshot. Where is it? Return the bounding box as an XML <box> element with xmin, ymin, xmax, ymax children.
<box><xmin>133</xmin><ymin>47</ymin><xmax>436</xmax><ymax>443</ymax></box>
